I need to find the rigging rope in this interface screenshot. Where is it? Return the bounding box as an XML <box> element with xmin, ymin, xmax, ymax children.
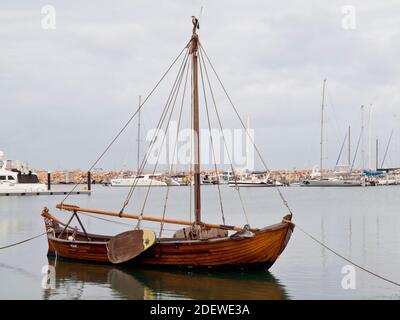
<box><xmin>60</xmin><ymin>44</ymin><xmax>189</xmax><ymax>205</ymax></box>
<box><xmin>122</xmin><ymin>52</ymin><xmax>189</xmax><ymax>213</ymax></box>
<box><xmin>291</xmin><ymin>221</ymin><xmax>400</xmax><ymax>288</ymax></box>
<box><xmin>159</xmin><ymin>55</ymin><xmax>191</xmax><ymax>238</ymax></box>
<box><xmin>199</xmin><ymin>43</ymin><xmax>293</xmax><ymax>216</ymax></box>
<box><xmin>351</xmin><ymin>128</ymin><xmax>363</xmax><ymax>172</ymax></box>
<box><xmin>198</xmin><ymin>47</ymin><xmax>249</xmax><ymax>225</ymax></box>
<box><xmin>119</xmin><ymin>50</ymin><xmax>190</xmax><ymax>214</ymax></box>
<box><xmin>0</xmin><ymin>232</ymin><xmax>48</xmax><ymax>250</ymax></box>
<box><xmin>335</xmin><ymin>130</ymin><xmax>348</xmax><ymax>166</ymax></box>
<box><xmin>134</xmin><ymin>52</ymin><xmax>190</xmax><ymax>229</ymax></box>
<box><xmin>198</xmin><ymin>54</ymin><xmax>226</xmax><ymax>225</ymax></box>
<box><xmin>381</xmin><ymin>129</ymin><xmax>394</xmax><ymax>168</ymax></box>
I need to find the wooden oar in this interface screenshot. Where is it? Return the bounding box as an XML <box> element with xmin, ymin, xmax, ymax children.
<box><xmin>107</xmin><ymin>229</ymin><xmax>156</xmax><ymax>264</ymax></box>
<box><xmin>56</xmin><ymin>203</ymin><xmax>242</xmax><ymax>231</ymax></box>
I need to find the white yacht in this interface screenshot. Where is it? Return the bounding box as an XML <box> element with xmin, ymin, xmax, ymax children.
<box><xmin>301</xmin><ymin>167</ymin><xmax>363</xmax><ymax>187</ymax></box>
<box><xmin>301</xmin><ymin>177</ymin><xmax>363</xmax><ymax>187</ymax></box>
<box><xmin>110</xmin><ymin>174</ymin><xmax>168</xmax><ymax>187</ymax></box>
<box><xmin>0</xmin><ymin>151</ymin><xmax>47</xmax><ymax>193</ymax></box>
<box><xmin>228</xmin><ymin>172</ymin><xmax>283</xmax><ymax>187</ymax></box>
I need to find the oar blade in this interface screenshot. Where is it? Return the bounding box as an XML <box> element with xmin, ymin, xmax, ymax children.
<box><xmin>107</xmin><ymin>230</ymin><xmax>156</xmax><ymax>264</ymax></box>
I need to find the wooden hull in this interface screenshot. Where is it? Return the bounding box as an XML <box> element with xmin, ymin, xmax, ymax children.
<box><xmin>43</xmin><ymin>211</ymin><xmax>293</xmax><ymax>269</ymax></box>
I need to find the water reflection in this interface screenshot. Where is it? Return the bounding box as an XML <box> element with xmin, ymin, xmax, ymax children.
<box><xmin>44</xmin><ymin>258</ymin><xmax>289</xmax><ymax>300</ymax></box>
<box><xmin>348</xmin><ymin>217</ymin><xmax>352</xmax><ymax>254</ymax></box>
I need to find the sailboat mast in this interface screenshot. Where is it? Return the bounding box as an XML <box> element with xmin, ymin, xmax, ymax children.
<box><xmin>348</xmin><ymin>125</ymin><xmax>351</xmax><ymax>166</ymax></box>
<box><xmin>319</xmin><ymin>79</ymin><xmax>326</xmax><ymax>177</ymax></box>
<box><xmin>361</xmin><ymin>105</ymin><xmax>365</xmax><ymax>170</ymax></box>
<box><xmin>376</xmin><ymin>138</ymin><xmax>379</xmax><ymax>170</ymax></box>
<box><xmin>190</xmin><ymin>17</ymin><xmax>201</xmax><ymax>224</ymax></box>
<box><xmin>368</xmin><ymin>104</ymin><xmax>373</xmax><ymax>170</ymax></box>
<box><xmin>137</xmin><ymin>95</ymin><xmax>141</xmax><ymax>172</ymax></box>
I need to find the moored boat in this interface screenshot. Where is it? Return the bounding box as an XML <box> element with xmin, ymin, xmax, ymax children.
<box><xmin>301</xmin><ymin>178</ymin><xmax>362</xmax><ymax>187</ymax></box>
<box><xmin>0</xmin><ymin>150</ymin><xmax>47</xmax><ymax>193</ymax></box>
<box><xmin>110</xmin><ymin>174</ymin><xmax>167</xmax><ymax>187</ymax></box>
<box><xmin>42</xmin><ymin>207</ymin><xmax>293</xmax><ymax>269</ymax></box>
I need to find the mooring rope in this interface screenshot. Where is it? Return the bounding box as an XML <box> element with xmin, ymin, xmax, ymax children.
<box><xmin>0</xmin><ymin>231</ymin><xmax>48</xmax><ymax>250</ymax></box>
<box><xmin>290</xmin><ymin>221</ymin><xmax>400</xmax><ymax>287</ymax></box>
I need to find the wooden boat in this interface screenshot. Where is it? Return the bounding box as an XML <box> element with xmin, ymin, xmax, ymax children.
<box><xmin>41</xmin><ymin>16</ymin><xmax>294</xmax><ymax>270</ymax></box>
<box><xmin>42</xmin><ymin>207</ymin><xmax>292</xmax><ymax>269</ymax></box>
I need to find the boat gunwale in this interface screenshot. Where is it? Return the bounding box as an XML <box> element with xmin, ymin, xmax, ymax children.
<box><xmin>44</xmin><ymin>210</ymin><xmax>292</xmax><ymax>246</ymax></box>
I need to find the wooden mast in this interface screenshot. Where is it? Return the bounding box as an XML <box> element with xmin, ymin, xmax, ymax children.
<box><xmin>348</xmin><ymin>125</ymin><xmax>351</xmax><ymax>166</ymax></box>
<box><xmin>137</xmin><ymin>95</ymin><xmax>141</xmax><ymax>172</ymax></box>
<box><xmin>190</xmin><ymin>17</ymin><xmax>201</xmax><ymax>225</ymax></box>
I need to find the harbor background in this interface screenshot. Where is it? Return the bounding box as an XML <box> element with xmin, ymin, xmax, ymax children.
<box><xmin>35</xmin><ymin>168</ymin><xmax>363</xmax><ymax>185</ymax></box>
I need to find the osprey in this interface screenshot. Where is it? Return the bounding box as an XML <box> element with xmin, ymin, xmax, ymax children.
<box><xmin>191</xmin><ymin>15</ymin><xmax>200</xmax><ymax>33</ymax></box>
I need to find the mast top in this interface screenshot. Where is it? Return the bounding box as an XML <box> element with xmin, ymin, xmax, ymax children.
<box><xmin>189</xmin><ymin>16</ymin><xmax>199</xmax><ymax>55</ymax></box>
<box><xmin>191</xmin><ymin>16</ymin><xmax>200</xmax><ymax>35</ymax></box>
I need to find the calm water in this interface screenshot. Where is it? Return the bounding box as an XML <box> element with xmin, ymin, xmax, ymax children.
<box><xmin>0</xmin><ymin>185</ymin><xmax>399</xmax><ymax>299</ymax></box>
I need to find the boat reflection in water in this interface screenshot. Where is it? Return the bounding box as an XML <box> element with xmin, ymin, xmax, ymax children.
<box><xmin>43</xmin><ymin>258</ymin><xmax>289</xmax><ymax>300</ymax></box>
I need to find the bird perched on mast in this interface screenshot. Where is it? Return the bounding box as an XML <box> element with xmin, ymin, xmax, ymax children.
<box><xmin>191</xmin><ymin>16</ymin><xmax>200</xmax><ymax>34</ymax></box>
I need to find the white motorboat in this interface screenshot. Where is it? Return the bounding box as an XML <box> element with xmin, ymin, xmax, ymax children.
<box><xmin>110</xmin><ymin>174</ymin><xmax>167</xmax><ymax>187</ymax></box>
<box><xmin>228</xmin><ymin>174</ymin><xmax>283</xmax><ymax>187</ymax></box>
<box><xmin>0</xmin><ymin>151</ymin><xmax>47</xmax><ymax>193</ymax></box>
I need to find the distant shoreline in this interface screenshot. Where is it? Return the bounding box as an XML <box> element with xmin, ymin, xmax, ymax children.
<box><xmin>35</xmin><ymin>169</ymin><xmax>365</xmax><ymax>185</ymax></box>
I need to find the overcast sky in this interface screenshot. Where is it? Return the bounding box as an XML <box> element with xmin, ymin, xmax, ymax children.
<box><xmin>1</xmin><ymin>0</ymin><xmax>400</xmax><ymax>171</ymax></box>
